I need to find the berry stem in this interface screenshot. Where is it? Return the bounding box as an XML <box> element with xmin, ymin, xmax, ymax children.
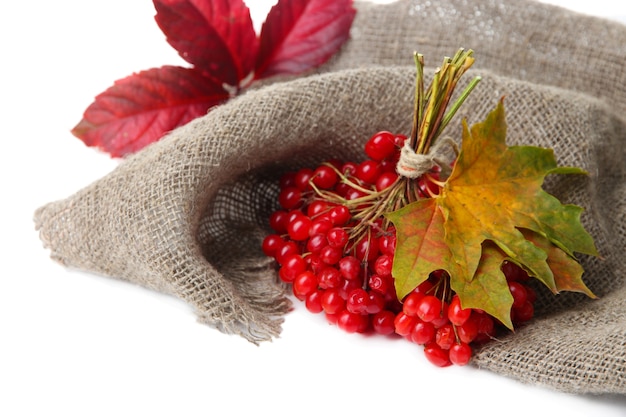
<box><xmin>410</xmin><ymin>53</ymin><xmax>425</xmax><ymax>150</ymax></box>
<box><xmin>413</xmin><ymin>48</ymin><xmax>480</xmax><ymax>156</ymax></box>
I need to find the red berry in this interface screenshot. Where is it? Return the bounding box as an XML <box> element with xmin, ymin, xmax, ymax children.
<box><xmin>372</xmin><ymin>310</ymin><xmax>396</xmax><ymax>335</ymax></box>
<box><xmin>326</xmin><ymin>227</ymin><xmax>349</xmax><ymax>248</ymax></box>
<box><xmin>293</xmin><ymin>271</ymin><xmax>318</xmax><ymax>299</ymax></box>
<box><xmin>366</xmin><ymin>291</ymin><xmax>385</xmax><ymax>315</ymax></box>
<box><xmin>344</xmin><ymin>187</ymin><xmax>368</xmax><ymax>201</ymax></box>
<box><xmin>341</xmin><ymin>161</ymin><xmax>358</xmax><ymax>177</ymax></box>
<box><xmin>338</xmin><ymin>256</ymin><xmax>362</xmax><ymax>281</ymax></box>
<box><xmin>309</xmin><ymin>217</ymin><xmax>333</xmax><ymax>235</ymax></box>
<box><xmin>278</xmin><ymin>254</ymin><xmax>306</xmax><ymax>283</ymax></box>
<box><xmin>457</xmin><ymin>315</ymin><xmax>479</xmax><ymax>344</ymax></box>
<box><xmin>325</xmin><ymin>312</ymin><xmax>340</xmax><ymax>325</ymax></box>
<box><xmin>417</xmin><ymin>174</ymin><xmax>440</xmax><ymax>197</ymax></box>
<box><xmin>356</xmin><ymin>160</ymin><xmax>381</xmax><ymax>184</ymax></box>
<box><xmin>476</xmin><ymin>313</ymin><xmax>495</xmax><ymax>334</ymax></box>
<box><xmin>474</xmin><ymin>313</ymin><xmax>495</xmax><ymax>344</ymax></box>
<box><xmin>508</xmin><ymin>281</ymin><xmax>528</xmax><ymax>309</ymax></box>
<box><xmin>394</xmin><ymin>312</ymin><xmax>416</xmax><ymax>336</ymax></box>
<box><xmin>334</xmin><ymin>182</ymin><xmax>351</xmax><ymax>197</ymax></box>
<box><xmin>329</xmin><ymin>205</ymin><xmax>351</xmax><ymax>226</ymax></box>
<box><xmin>337</xmin><ymin>310</ymin><xmax>370</xmax><ymax>333</ymax></box>
<box><xmin>319</xmin><ymin>245</ymin><xmax>342</xmax><ymax>265</ymax></box>
<box><xmin>354</xmin><ymin>235</ymin><xmax>379</xmax><ymax>262</ymax></box>
<box><xmin>364</xmin><ymin>131</ymin><xmax>396</xmax><ymax>161</ymax></box>
<box><xmin>294</xmin><ymin>168</ymin><xmax>314</xmax><ymax>191</ymax></box>
<box><xmin>379</xmin><ymin>232</ymin><xmax>396</xmax><ymax>256</ymax></box>
<box><xmin>305</xmin><ymin>290</ymin><xmax>324</xmax><ymax>313</ymax></box>
<box><xmin>513</xmin><ymin>300</ymin><xmax>534</xmax><ymax>323</ymax></box>
<box><xmin>318</xmin><ymin>267</ymin><xmax>342</xmax><ymax>289</ymax></box>
<box><xmin>286</xmin><ymin>209</ymin><xmax>304</xmax><ymax>225</ymax></box>
<box><xmin>338</xmin><ymin>278</ymin><xmax>361</xmax><ymax>299</ymax></box>
<box><xmin>374</xmin><ymin>254</ymin><xmax>393</xmax><ymax>277</ymax></box>
<box><xmin>275</xmin><ymin>241</ymin><xmax>300</xmax><ymax>265</ymax></box>
<box><xmin>423</xmin><ymin>344</ymin><xmax>451</xmax><ymax>367</ymax></box>
<box><xmin>312</xmin><ymin>165</ymin><xmax>339</xmax><ymax>189</ymax></box>
<box><xmin>402</xmin><ymin>292</ymin><xmax>425</xmax><ymax>317</ymax></box>
<box><xmin>278</xmin><ymin>186</ymin><xmax>303</xmax><ymax>209</ymax></box>
<box><xmin>346</xmin><ymin>288</ymin><xmax>370</xmax><ymax>315</ymax></box>
<box><xmin>261</xmin><ymin>234</ymin><xmax>283</xmax><ymax>257</ymax></box>
<box><xmin>306</xmin><ymin>234</ymin><xmax>327</xmax><ymax>253</ymax></box>
<box><xmin>502</xmin><ymin>260</ymin><xmax>530</xmax><ymax>282</ymax></box>
<box><xmin>435</xmin><ymin>324</ymin><xmax>456</xmax><ymax>350</ymax></box>
<box><xmin>379</xmin><ymin>158</ymin><xmax>397</xmax><ymax>173</ymax></box>
<box><xmin>287</xmin><ymin>215</ymin><xmax>312</xmax><ymax>241</ymax></box>
<box><xmin>394</xmin><ymin>134</ymin><xmax>407</xmax><ymax>147</ymax></box>
<box><xmin>448</xmin><ymin>294</ymin><xmax>471</xmax><ymax>326</ymax></box>
<box><xmin>307</xmin><ymin>200</ymin><xmax>330</xmax><ymax>217</ymax></box>
<box><xmin>269</xmin><ymin>210</ymin><xmax>288</xmax><ymax>233</ymax></box>
<box><xmin>368</xmin><ymin>274</ymin><xmax>391</xmax><ymax>296</ymax></box>
<box><xmin>326</xmin><ymin>158</ymin><xmax>343</xmax><ymax>171</ymax></box>
<box><xmin>417</xmin><ymin>295</ymin><xmax>443</xmax><ymax>323</ymax></box>
<box><xmin>431</xmin><ymin>301</ymin><xmax>449</xmax><ymax>328</ymax></box>
<box><xmin>410</xmin><ymin>320</ymin><xmax>436</xmax><ymax>345</ymax></box>
<box><xmin>449</xmin><ymin>342</ymin><xmax>472</xmax><ymax>366</ymax></box>
<box><xmin>279</xmin><ymin>171</ymin><xmax>296</xmax><ymax>189</ymax></box>
<box><xmin>375</xmin><ymin>171</ymin><xmax>399</xmax><ymax>191</ymax></box>
<box><xmin>304</xmin><ymin>253</ymin><xmax>324</xmax><ymax>274</ymax></box>
<box><xmin>321</xmin><ymin>288</ymin><xmax>345</xmax><ymax>314</ymax></box>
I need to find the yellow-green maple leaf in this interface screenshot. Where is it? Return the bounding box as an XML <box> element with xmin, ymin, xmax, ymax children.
<box><xmin>386</xmin><ymin>99</ymin><xmax>598</xmax><ymax>328</ymax></box>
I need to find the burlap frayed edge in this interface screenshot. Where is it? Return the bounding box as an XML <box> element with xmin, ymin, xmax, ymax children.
<box><xmin>202</xmin><ymin>258</ymin><xmax>293</xmax><ymax>344</ymax></box>
<box><xmin>33</xmin><ymin>195</ymin><xmax>292</xmax><ymax>345</ymax></box>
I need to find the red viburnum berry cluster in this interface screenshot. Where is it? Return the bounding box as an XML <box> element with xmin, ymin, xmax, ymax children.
<box><xmin>262</xmin><ymin>131</ymin><xmax>537</xmax><ymax>367</ymax></box>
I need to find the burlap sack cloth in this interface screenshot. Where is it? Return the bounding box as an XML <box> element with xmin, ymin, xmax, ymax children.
<box><xmin>34</xmin><ymin>0</ymin><xmax>625</xmax><ymax>395</ymax></box>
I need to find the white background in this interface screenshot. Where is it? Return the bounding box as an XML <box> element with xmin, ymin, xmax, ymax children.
<box><xmin>1</xmin><ymin>1</ymin><xmax>625</xmax><ymax>416</ymax></box>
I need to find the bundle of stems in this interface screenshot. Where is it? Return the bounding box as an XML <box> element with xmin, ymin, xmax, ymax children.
<box><xmin>311</xmin><ymin>48</ymin><xmax>481</xmax><ymax>243</ymax></box>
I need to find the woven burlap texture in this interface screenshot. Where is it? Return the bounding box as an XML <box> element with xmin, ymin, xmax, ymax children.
<box><xmin>34</xmin><ymin>0</ymin><xmax>625</xmax><ymax>395</ymax></box>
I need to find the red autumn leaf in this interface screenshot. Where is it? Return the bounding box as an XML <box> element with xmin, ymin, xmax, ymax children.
<box><xmin>255</xmin><ymin>0</ymin><xmax>356</xmax><ymax>79</ymax></box>
<box><xmin>154</xmin><ymin>0</ymin><xmax>258</xmax><ymax>87</ymax></box>
<box><xmin>72</xmin><ymin>66</ymin><xmax>229</xmax><ymax>157</ymax></box>
<box><xmin>73</xmin><ymin>0</ymin><xmax>356</xmax><ymax>157</ymax></box>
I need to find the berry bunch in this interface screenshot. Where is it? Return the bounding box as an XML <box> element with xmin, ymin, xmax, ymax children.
<box><xmin>262</xmin><ymin>130</ymin><xmax>537</xmax><ymax>367</ymax></box>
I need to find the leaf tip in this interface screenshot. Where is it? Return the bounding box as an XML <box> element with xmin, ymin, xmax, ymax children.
<box><xmin>70</xmin><ymin>118</ymin><xmax>94</xmax><ymax>143</ymax></box>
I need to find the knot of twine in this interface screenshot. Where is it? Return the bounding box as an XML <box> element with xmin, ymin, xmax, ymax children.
<box><xmin>396</xmin><ymin>137</ymin><xmax>457</xmax><ymax>179</ymax></box>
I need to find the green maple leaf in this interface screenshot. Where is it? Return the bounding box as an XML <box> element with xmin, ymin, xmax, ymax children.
<box><xmin>386</xmin><ymin>99</ymin><xmax>598</xmax><ymax>328</ymax></box>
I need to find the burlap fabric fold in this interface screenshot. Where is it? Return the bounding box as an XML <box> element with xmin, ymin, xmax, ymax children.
<box><xmin>34</xmin><ymin>0</ymin><xmax>625</xmax><ymax>395</ymax></box>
